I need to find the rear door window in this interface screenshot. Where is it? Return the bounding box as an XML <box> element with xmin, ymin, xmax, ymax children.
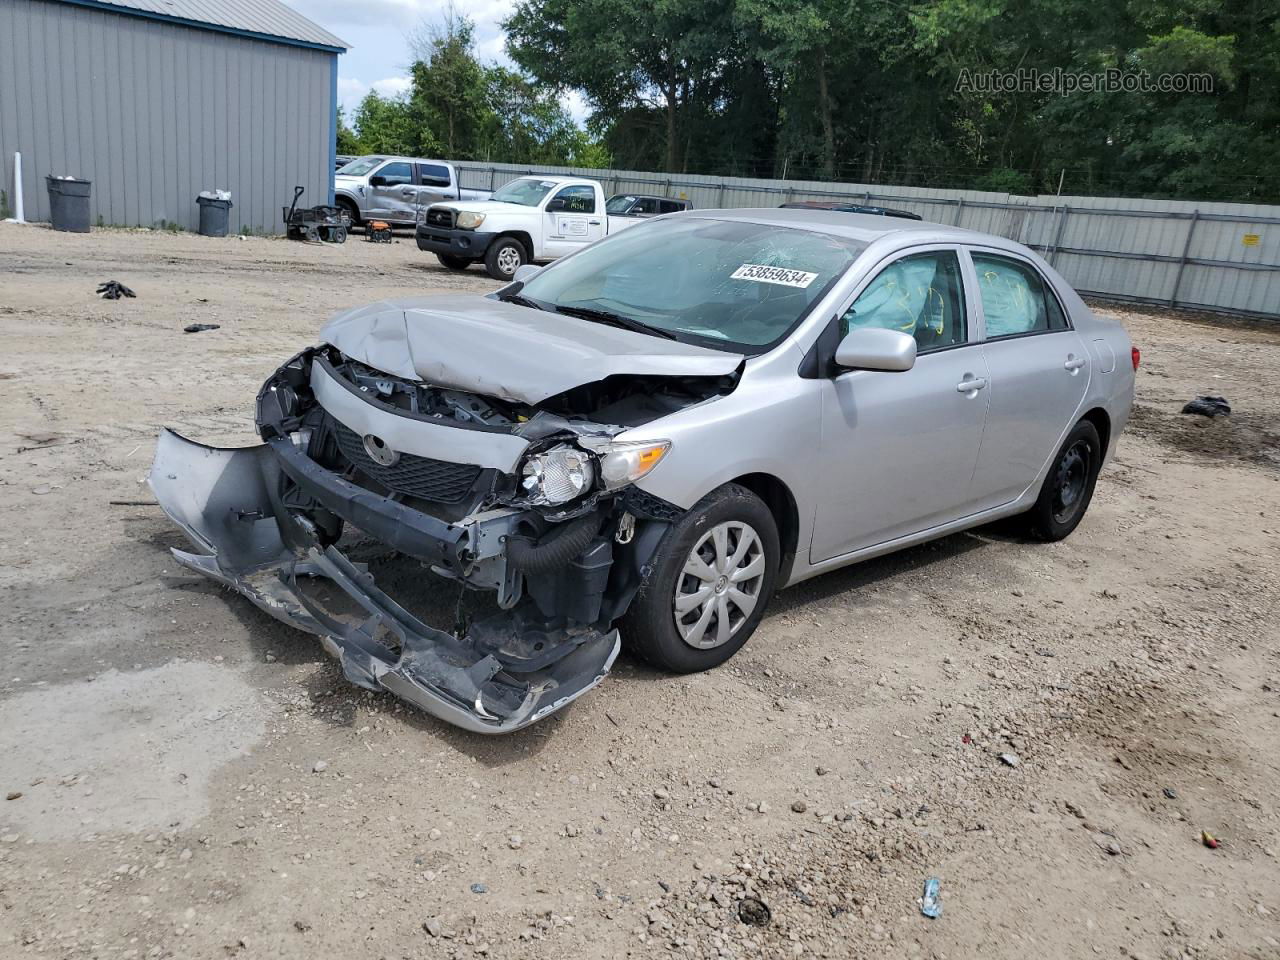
<box><xmin>971</xmin><ymin>253</ymin><xmax>1070</xmax><ymax>338</ymax></box>
<box><xmin>418</xmin><ymin>163</ymin><xmax>451</xmax><ymax>187</ymax></box>
<box><xmin>659</xmin><ymin>200</ymin><xmax>686</xmax><ymax>213</ymax></box>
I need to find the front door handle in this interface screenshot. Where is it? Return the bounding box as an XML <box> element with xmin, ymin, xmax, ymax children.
<box><xmin>588</xmin><ymin>219</ymin><xmax>601</xmax><ymax>225</ymax></box>
<box><xmin>956</xmin><ymin>377</ymin><xmax>987</xmax><ymax>393</ymax></box>
<box><xmin>1064</xmin><ymin>356</ymin><xmax>1086</xmax><ymax>372</ymax></box>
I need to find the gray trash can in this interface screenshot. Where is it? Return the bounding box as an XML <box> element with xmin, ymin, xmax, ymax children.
<box><xmin>46</xmin><ymin>176</ymin><xmax>92</xmax><ymax>233</ymax></box>
<box><xmin>197</xmin><ymin>196</ymin><xmax>233</xmax><ymax>237</ymax></box>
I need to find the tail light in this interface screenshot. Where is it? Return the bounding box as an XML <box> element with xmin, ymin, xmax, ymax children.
<box><xmin>1131</xmin><ymin>346</ymin><xmax>1141</xmax><ymax>370</ymax></box>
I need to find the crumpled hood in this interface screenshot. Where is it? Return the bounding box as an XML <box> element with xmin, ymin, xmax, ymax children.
<box><xmin>318</xmin><ymin>294</ymin><xmax>743</xmax><ymax>405</ymax></box>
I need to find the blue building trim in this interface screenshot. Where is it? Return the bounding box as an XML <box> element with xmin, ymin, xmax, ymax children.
<box><xmin>328</xmin><ymin>57</ymin><xmax>338</xmax><ymax>203</ymax></box>
<box><xmin>53</xmin><ymin>0</ymin><xmax>347</xmax><ymax>53</ymax></box>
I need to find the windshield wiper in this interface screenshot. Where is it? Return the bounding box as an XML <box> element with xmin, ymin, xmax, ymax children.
<box><xmin>553</xmin><ymin>305</ymin><xmax>677</xmax><ymax>340</ymax></box>
<box><xmin>498</xmin><ymin>292</ymin><xmax>544</xmax><ymax>310</ymax></box>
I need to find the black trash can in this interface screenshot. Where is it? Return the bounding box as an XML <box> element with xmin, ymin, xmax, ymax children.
<box><xmin>46</xmin><ymin>176</ymin><xmax>92</xmax><ymax>233</ymax></box>
<box><xmin>197</xmin><ymin>196</ymin><xmax>233</xmax><ymax>237</ymax></box>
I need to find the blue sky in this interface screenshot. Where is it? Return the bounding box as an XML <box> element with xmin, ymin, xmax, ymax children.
<box><xmin>289</xmin><ymin>0</ymin><xmax>588</xmax><ymax>124</ymax></box>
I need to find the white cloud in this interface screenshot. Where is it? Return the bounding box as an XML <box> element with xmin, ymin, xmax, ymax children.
<box><xmin>372</xmin><ymin>75</ymin><xmax>412</xmax><ymax>97</ymax></box>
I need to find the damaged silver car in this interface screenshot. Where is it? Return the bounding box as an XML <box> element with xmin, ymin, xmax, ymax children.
<box><xmin>151</xmin><ymin>209</ymin><xmax>1135</xmax><ymax>733</ymax></box>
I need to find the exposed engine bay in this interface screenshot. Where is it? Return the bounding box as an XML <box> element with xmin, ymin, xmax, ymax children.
<box><xmin>149</xmin><ymin>341</ymin><xmax>736</xmax><ymax>733</ymax></box>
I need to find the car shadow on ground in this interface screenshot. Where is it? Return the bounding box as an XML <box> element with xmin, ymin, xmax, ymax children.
<box><xmin>129</xmin><ymin>508</ymin><xmax>1030</xmax><ymax>764</ymax></box>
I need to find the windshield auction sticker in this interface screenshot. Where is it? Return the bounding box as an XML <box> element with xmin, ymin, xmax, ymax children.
<box><xmin>731</xmin><ymin>264</ymin><xmax>818</xmax><ymax>288</ymax></box>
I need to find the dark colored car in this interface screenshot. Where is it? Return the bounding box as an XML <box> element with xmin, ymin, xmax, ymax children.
<box><xmin>780</xmin><ymin>201</ymin><xmax>923</xmax><ymax>221</ymax></box>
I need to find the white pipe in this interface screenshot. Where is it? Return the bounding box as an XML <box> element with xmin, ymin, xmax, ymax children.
<box><xmin>13</xmin><ymin>152</ymin><xmax>24</xmax><ymax>223</ymax></box>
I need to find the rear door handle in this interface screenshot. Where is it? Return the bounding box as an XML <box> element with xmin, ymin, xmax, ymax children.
<box><xmin>956</xmin><ymin>377</ymin><xmax>987</xmax><ymax>393</ymax></box>
<box><xmin>1064</xmin><ymin>356</ymin><xmax>1086</xmax><ymax>371</ymax></box>
<box><xmin>588</xmin><ymin>220</ymin><xmax>601</xmax><ymax>225</ymax></box>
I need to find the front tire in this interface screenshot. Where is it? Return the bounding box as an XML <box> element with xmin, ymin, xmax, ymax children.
<box><xmin>1023</xmin><ymin>419</ymin><xmax>1102</xmax><ymax>542</ymax></box>
<box><xmin>437</xmin><ymin>253</ymin><xmax>472</xmax><ymax>271</ymax></box>
<box><xmin>484</xmin><ymin>237</ymin><xmax>526</xmax><ymax>281</ymax></box>
<box><xmin>622</xmin><ymin>484</ymin><xmax>780</xmax><ymax>673</ymax></box>
<box><xmin>335</xmin><ymin>198</ymin><xmax>360</xmax><ymax>227</ymax></box>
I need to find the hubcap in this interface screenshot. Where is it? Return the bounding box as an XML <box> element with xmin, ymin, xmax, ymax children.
<box><xmin>496</xmin><ymin>245</ymin><xmax>521</xmax><ymax>275</ymax></box>
<box><xmin>673</xmin><ymin>521</ymin><xmax>766</xmax><ymax>650</ymax></box>
<box><xmin>1052</xmin><ymin>440</ymin><xmax>1091</xmax><ymax>524</ymax></box>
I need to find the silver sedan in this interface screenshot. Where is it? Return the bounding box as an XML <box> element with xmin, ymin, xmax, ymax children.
<box><xmin>150</xmin><ymin>209</ymin><xmax>1137</xmax><ymax>732</ymax></box>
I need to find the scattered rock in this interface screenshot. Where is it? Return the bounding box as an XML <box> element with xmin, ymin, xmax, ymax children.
<box><xmin>815</xmin><ymin>766</ymin><xmax>829</xmax><ymax>776</ymax></box>
<box><xmin>508</xmin><ymin>835</ymin><xmax>523</xmax><ymax>850</ymax></box>
<box><xmin>791</xmin><ymin>800</ymin><xmax>808</xmax><ymax>814</ymax></box>
<box><xmin>653</xmin><ymin>787</ymin><xmax>670</xmax><ymax>800</ymax></box>
<box><xmin>312</xmin><ymin>760</ymin><xmax>328</xmax><ymax>774</ymax></box>
<box><xmin>470</xmin><ymin>883</ymin><xmax>487</xmax><ymax>895</ymax></box>
<box><xmin>738</xmin><ymin>897</ymin><xmax>771</xmax><ymax>927</ymax></box>
<box><xmin>998</xmin><ymin>753</ymin><xmax>1021</xmax><ymax>768</ymax></box>
<box><xmin>5</xmin><ymin>791</ymin><xmax>22</xmax><ymax>801</ymax></box>
<box><xmin>423</xmin><ymin>917</ymin><xmax>443</xmax><ymax>937</ymax></box>
<box><xmin>428</xmin><ymin>828</ymin><xmax>442</xmax><ymax>841</ymax></box>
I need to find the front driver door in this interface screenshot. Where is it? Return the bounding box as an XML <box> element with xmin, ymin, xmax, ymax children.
<box><xmin>811</xmin><ymin>248</ymin><xmax>991</xmax><ymax>563</ymax></box>
<box><xmin>367</xmin><ymin>160</ymin><xmax>416</xmax><ymax>222</ymax></box>
<box><xmin>543</xmin><ymin>185</ymin><xmax>604</xmax><ymax>257</ymax></box>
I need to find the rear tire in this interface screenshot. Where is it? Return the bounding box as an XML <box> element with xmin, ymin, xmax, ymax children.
<box><xmin>1023</xmin><ymin>420</ymin><xmax>1102</xmax><ymax>542</ymax></box>
<box><xmin>484</xmin><ymin>237</ymin><xmax>526</xmax><ymax>281</ymax></box>
<box><xmin>437</xmin><ymin>253</ymin><xmax>472</xmax><ymax>271</ymax></box>
<box><xmin>621</xmin><ymin>484</ymin><xmax>780</xmax><ymax>673</ymax></box>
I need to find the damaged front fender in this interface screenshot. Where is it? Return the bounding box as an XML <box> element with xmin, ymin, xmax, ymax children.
<box><xmin>148</xmin><ymin>429</ymin><xmax>620</xmax><ymax>734</ymax></box>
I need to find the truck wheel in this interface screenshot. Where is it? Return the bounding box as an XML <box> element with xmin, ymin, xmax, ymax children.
<box><xmin>335</xmin><ymin>197</ymin><xmax>360</xmax><ymax>227</ymax></box>
<box><xmin>484</xmin><ymin>238</ymin><xmax>526</xmax><ymax>281</ymax></box>
<box><xmin>436</xmin><ymin>254</ymin><xmax>472</xmax><ymax>271</ymax></box>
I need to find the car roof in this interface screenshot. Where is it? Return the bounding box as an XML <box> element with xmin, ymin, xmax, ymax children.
<box><xmin>688</xmin><ymin>206</ymin><xmax>1013</xmax><ymax>249</ymax></box>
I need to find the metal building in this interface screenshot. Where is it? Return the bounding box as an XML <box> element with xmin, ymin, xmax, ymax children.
<box><xmin>0</xmin><ymin>0</ymin><xmax>347</xmax><ymax>233</ymax></box>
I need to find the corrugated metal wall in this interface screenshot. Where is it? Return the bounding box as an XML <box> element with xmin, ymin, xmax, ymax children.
<box><xmin>455</xmin><ymin>161</ymin><xmax>1280</xmax><ymax>319</ymax></box>
<box><xmin>0</xmin><ymin>0</ymin><xmax>333</xmax><ymax>233</ymax></box>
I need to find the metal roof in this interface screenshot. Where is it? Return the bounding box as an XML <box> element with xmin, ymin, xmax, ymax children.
<box><xmin>57</xmin><ymin>0</ymin><xmax>348</xmax><ymax>51</ymax></box>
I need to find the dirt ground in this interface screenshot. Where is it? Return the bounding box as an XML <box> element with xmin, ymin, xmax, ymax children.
<box><xmin>1</xmin><ymin>222</ymin><xmax>1278</xmax><ymax>960</ymax></box>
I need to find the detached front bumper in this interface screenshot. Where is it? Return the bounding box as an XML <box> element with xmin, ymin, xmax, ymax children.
<box><xmin>415</xmin><ymin>225</ymin><xmax>495</xmax><ymax>258</ymax></box>
<box><xmin>148</xmin><ymin>428</ymin><xmax>619</xmax><ymax>734</ymax></box>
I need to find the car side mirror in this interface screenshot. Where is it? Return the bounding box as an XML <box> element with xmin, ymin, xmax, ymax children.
<box><xmin>545</xmin><ymin>197</ymin><xmax>567</xmax><ymax>212</ymax></box>
<box><xmin>368</xmin><ymin>175</ymin><xmax>387</xmax><ymax>187</ymax></box>
<box><xmin>513</xmin><ymin>264</ymin><xmax>543</xmax><ymax>284</ymax></box>
<box><xmin>834</xmin><ymin>328</ymin><xmax>917</xmax><ymax>372</ymax></box>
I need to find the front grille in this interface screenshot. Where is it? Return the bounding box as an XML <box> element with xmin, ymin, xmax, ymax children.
<box><xmin>331</xmin><ymin>420</ymin><xmax>481</xmax><ymax>504</ymax></box>
<box><xmin>426</xmin><ymin>207</ymin><xmax>454</xmax><ymax>229</ymax></box>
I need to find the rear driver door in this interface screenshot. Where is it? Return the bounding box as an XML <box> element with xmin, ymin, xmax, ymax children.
<box><xmin>966</xmin><ymin>249</ymin><xmax>1092</xmax><ymax>510</ymax></box>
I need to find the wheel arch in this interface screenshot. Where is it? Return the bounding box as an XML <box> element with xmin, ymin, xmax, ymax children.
<box><xmin>494</xmin><ymin>231</ymin><xmax>534</xmax><ymax>260</ymax></box>
<box><xmin>727</xmin><ymin>472</ymin><xmax>799</xmax><ymax>586</ymax></box>
<box><xmin>1079</xmin><ymin>406</ymin><xmax>1112</xmax><ymax>459</ymax></box>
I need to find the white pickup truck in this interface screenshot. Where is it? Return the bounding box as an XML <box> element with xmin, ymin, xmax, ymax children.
<box><xmin>416</xmin><ymin>175</ymin><xmax>648</xmax><ymax>280</ymax></box>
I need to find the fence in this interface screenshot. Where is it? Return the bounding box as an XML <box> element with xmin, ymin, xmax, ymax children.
<box><xmin>454</xmin><ymin>161</ymin><xmax>1280</xmax><ymax>320</ymax></box>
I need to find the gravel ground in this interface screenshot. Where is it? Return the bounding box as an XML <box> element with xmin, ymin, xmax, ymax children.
<box><xmin>1</xmin><ymin>223</ymin><xmax>1277</xmax><ymax>960</ymax></box>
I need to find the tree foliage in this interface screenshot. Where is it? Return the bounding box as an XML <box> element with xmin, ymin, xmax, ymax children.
<box><xmin>341</xmin><ymin>12</ymin><xmax>609</xmax><ymax>168</ymax></box>
<box><xmin>504</xmin><ymin>0</ymin><xmax>1280</xmax><ymax>200</ymax></box>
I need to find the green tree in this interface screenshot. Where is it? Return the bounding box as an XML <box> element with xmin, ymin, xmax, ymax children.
<box><xmin>350</xmin><ymin>91</ymin><xmax>419</xmax><ymax>155</ymax></box>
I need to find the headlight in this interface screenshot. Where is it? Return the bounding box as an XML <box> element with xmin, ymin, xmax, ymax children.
<box><xmin>520</xmin><ymin>444</ymin><xmax>596</xmax><ymax>505</ymax></box>
<box><xmin>598</xmin><ymin>440</ymin><xmax>671</xmax><ymax>490</ymax></box>
<box><xmin>456</xmin><ymin>211</ymin><xmax>486</xmax><ymax>230</ymax></box>
<box><xmin>416</xmin><ymin>207</ymin><xmax>428</xmax><ymax>224</ymax></box>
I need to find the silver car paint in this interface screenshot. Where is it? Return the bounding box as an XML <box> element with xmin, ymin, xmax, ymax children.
<box><xmin>612</xmin><ymin>210</ymin><xmax>1134</xmax><ymax>585</ymax></box>
<box><xmin>319</xmin><ymin>294</ymin><xmax>743</xmax><ymax>406</ymax></box>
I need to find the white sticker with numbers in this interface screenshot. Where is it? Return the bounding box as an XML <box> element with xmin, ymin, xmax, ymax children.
<box><xmin>730</xmin><ymin>263</ymin><xmax>818</xmax><ymax>288</ymax></box>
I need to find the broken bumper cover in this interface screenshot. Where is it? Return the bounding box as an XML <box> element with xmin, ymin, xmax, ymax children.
<box><xmin>148</xmin><ymin>428</ymin><xmax>619</xmax><ymax>734</ymax></box>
